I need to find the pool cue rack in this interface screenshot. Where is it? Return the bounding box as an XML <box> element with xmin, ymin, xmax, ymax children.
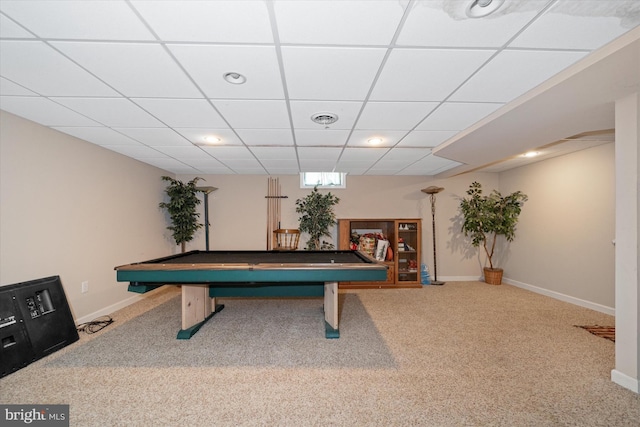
<box><xmin>265</xmin><ymin>177</ymin><xmax>288</xmax><ymax>250</ymax></box>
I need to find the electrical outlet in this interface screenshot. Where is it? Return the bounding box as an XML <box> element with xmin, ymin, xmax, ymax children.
<box><xmin>81</xmin><ymin>281</ymin><xmax>89</xmax><ymax>293</ymax></box>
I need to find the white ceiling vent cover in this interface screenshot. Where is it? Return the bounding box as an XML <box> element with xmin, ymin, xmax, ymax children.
<box><xmin>311</xmin><ymin>112</ymin><xmax>339</xmax><ymax>126</ymax></box>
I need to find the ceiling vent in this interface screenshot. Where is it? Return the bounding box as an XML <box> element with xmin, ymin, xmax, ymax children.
<box><xmin>466</xmin><ymin>0</ymin><xmax>505</xmax><ymax>18</ymax></box>
<box><xmin>311</xmin><ymin>112</ymin><xmax>339</xmax><ymax>126</ymax></box>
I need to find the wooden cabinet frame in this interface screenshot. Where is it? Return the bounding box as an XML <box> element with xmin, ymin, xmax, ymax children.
<box><xmin>338</xmin><ymin>218</ymin><xmax>422</xmax><ymax>288</ymax></box>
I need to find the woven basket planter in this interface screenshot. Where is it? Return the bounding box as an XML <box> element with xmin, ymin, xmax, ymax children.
<box><xmin>483</xmin><ymin>267</ymin><xmax>503</xmax><ymax>285</ymax></box>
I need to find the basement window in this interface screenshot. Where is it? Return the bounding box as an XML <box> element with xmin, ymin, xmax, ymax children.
<box><xmin>300</xmin><ymin>172</ymin><xmax>346</xmax><ymax>189</ymax></box>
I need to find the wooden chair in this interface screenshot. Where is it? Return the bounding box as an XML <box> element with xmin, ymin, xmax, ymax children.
<box><xmin>273</xmin><ymin>229</ymin><xmax>300</xmax><ymax>250</ymax></box>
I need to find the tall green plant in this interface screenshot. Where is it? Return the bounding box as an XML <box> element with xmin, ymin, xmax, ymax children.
<box><xmin>159</xmin><ymin>176</ymin><xmax>203</xmax><ymax>252</ymax></box>
<box><xmin>295</xmin><ymin>186</ymin><xmax>340</xmax><ymax>250</ymax></box>
<box><xmin>459</xmin><ymin>181</ymin><xmax>528</xmax><ymax>269</ymax></box>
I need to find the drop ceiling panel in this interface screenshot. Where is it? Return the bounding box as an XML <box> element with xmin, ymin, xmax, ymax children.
<box><xmin>102</xmin><ymin>144</ymin><xmax>168</xmax><ymax>159</ymax></box>
<box><xmin>0</xmin><ymin>96</ymin><xmax>100</xmax><ymax>126</ymax></box>
<box><xmin>0</xmin><ymin>77</ymin><xmax>37</xmax><ymax>96</ymax></box>
<box><xmin>417</xmin><ymin>102</ymin><xmax>504</xmax><ymax>131</ymax></box>
<box><xmin>131</xmin><ymin>98</ymin><xmax>227</xmax><ymax>128</ymax></box>
<box><xmin>181</xmin><ymin>157</ymin><xmax>226</xmax><ymax>169</ymax></box>
<box><xmin>382</xmin><ymin>148</ymin><xmax>430</xmax><ymax>161</ymax></box>
<box><xmin>370</xmin><ymin>48</ymin><xmax>496</xmax><ymax>101</ymax></box>
<box><xmin>290</xmin><ymin>101</ymin><xmax>362</xmax><ymax>130</ymax></box>
<box><xmin>398</xmin><ymin>130</ymin><xmax>457</xmax><ymax>147</ymax></box>
<box><xmin>174</xmin><ymin>128</ymin><xmax>243</xmax><ymax>146</ymax></box>
<box><xmin>261</xmin><ymin>159</ymin><xmax>299</xmax><ymax>169</ymax></box>
<box><xmin>357</xmin><ymin>102</ymin><xmax>439</xmax><ymax>130</ymax></box>
<box><xmin>339</xmin><ymin>147</ymin><xmax>388</xmax><ymax>162</ymax></box>
<box><xmin>511</xmin><ymin>0</ymin><xmax>640</xmax><ymax>50</ymax></box>
<box><xmin>168</xmin><ymin>45</ymin><xmax>284</xmax><ymax>99</ymax></box>
<box><xmin>131</xmin><ymin>0</ymin><xmax>273</xmax><ymax>43</ymax></box>
<box><xmin>450</xmin><ymin>50</ymin><xmax>588</xmax><ymax>102</ymax></box>
<box><xmin>113</xmin><ymin>127</ymin><xmax>192</xmax><ymax>147</ymax></box>
<box><xmin>194</xmin><ymin>166</ymin><xmax>235</xmax><ymax>175</ymax></box>
<box><xmin>250</xmin><ymin>147</ymin><xmax>298</xmax><ymax>160</ymax></box>
<box><xmin>200</xmin><ymin>146</ymin><xmax>256</xmax><ymax>161</ymax></box>
<box><xmin>1</xmin><ymin>1</ymin><xmax>637</xmax><ymax>176</ymax></box>
<box><xmin>297</xmin><ymin>147</ymin><xmax>342</xmax><ymax>163</ymax></box>
<box><xmin>335</xmin><ymin>167</ymin><xmax>368</xmax><ymax>176</ymax></box>
<box><xmin>51</xmin><ymin>42</ymin><xmax>201</xmax><ymax>98</ymax></box>
<box><xmin>0</xmin><ymin>0</ymin><xmax>154</xmax><ymax>40</ymax></box>
<box><xmin>213</xmin><ymin>100</ymin><xmax>290</xmax><ymax>129</ymax></box>
<box><xmin>369</xmin><ymin>160</ymin><xmax>417</xmax><ymax>172</ymax></box>
<box><xmin>282</xmin><ymin>46</ymin><xmax>387</xmax><ymax>100</ymax></box>
<box><xmin>153</xmin><ymin>146</ymin><xmax>211</xmax><ymax>159</ymax></box>
<box><xmin>0</xmin><ymin>41</ymin><xmax>118</xmax><ymax>96</ymax></box>
<box><xmin>398</xmin><ymin>0</ymin><xmax>548</xmax><ymax>48</ymax></box>
<box><xmin>51</xmin><ymin>127</ymin><xmax>141</xmax><ymax>146</ymax></box>
<box><xmin>274</xmin><ymin>0</ymin><xmax>405</xmax><ymax>45</ymax></box>
<box><xmin>51</xmin><ymin>98</ymin><xmax>163</xmax><ymax>127</ymax></box>
<box><xmin>347</xmin><ymin>130</ymin><xmax>408</xmax><ymax>147</ymax></box>
<box><xmin>0</xmin><ymin>14</ymin><xmax>35</xmax><ymax>38</ymax></box>
<box><xmin>235</xmin><ymin>129</ymin><xmax>294</xmax><ymax>146</ymax></box>
<box><xmin>300</xmin><ymin>160</ymin><xmax>339</xmax><ymax>172</ymax></box>
<box><xmin>294</xmin><ymin>129</ymin><xmax>350</xmax><ymax>146</ymax></box>
<box><xmin>221</xmin><ymin>159</ymin><xmax>263</xmax><ymax>170</ymax></box>
<box><xmin>141</xmin><ymin>158</ymin><xmax>199</xmax><ymax>174</ymax></box>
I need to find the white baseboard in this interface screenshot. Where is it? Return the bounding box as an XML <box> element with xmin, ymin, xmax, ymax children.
<box><xmin>503</xmin><ymin>277</ymin><xmax>615</xmax><ymax>316</ymax></box>
<box><xmin>437</xmin><ymin>276</ymin><xmax>481</xmax><ymax>282</ymax></box>
<box><xmin>611</xmin><ymin>369</ymin><xmax>640</xmax><ymax>394</ymax></box>
<box><xmin>74</xmin><ymin>287</ymin><xmax>164</xmax><ymax>325</ymax></box>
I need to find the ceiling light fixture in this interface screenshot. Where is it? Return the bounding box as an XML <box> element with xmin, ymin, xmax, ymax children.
<box><xmin>223</xmin><ymin>72</ymin><xmax>247</xmax><ymax>85</ymax></box>
<box><xmin>202</xmin><ymin>136</ymin><xmax>221</xmax><ymax>144</ymax></box>
<box><xmin>368</xmin><ymin>137</ymin><xmax>383</xmax><ymax>145</ymax></box>
<box><xmin>522</xmin><ymin>151</ymin><xmax>539</xmax><ymax>158</ymax></box>
<box><xmin>465</xmin><ymin>0</ymin><xmax>505</xmax><ymax>18</ymax></box>
<box><xmin>311</xmin><ymin>112</ymin><xmax>339</xmax><ymax>126</ymax></box>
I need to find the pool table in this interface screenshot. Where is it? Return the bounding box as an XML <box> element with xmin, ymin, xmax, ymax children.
<box><xmin>115</xmin><ymin>250</ymin><xmax>387</xmax><ymax>339</ymax></box>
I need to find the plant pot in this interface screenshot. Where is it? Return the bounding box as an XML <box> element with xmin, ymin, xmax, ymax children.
<box><xmin>483</xmin><ymin>267</ymin><xmax>503</xmax><ymax>285</ymax></box>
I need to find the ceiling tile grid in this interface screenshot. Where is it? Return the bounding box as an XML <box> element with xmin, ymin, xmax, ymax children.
<box><xmin>1</xmin><ymin>0</ymin><xmax>638</xmax><ymax>176</ymax></box>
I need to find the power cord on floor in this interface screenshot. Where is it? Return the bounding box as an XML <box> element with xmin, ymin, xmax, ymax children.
<box><xmin>76</xmin><ymin>315</ymin><xmax>114</xmax><ymax>334</ymax></box>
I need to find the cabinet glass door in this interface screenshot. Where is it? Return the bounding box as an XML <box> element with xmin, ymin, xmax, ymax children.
<box><xmin>397</xmin><ymin>221</ymin><xmax>419</xmax><ymax>283</ymax></box>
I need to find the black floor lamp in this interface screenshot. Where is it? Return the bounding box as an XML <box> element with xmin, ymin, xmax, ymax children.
<box><xmin>422</xmin><ymin>186</ymin><xmax>445</xmax><ymax>286</ymax></box>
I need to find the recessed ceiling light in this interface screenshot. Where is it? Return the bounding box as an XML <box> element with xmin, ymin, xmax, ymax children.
<box><xmin>223</xmin><ymin>72</ymin><xmax>246</xmax><ymax>85</ymax></box>
<box><xmin>522</xmin><ymin>151</ymin><xmax>539</xmax><ymax>158</ymax></box>
<box><xmin>465</xmin><ymin>0</ymin><xmax>505</xmax><ymax>18</ymax></box>
<box><xmin>202</xmin><ymin>136</ymin><xmax>221</xmax><ymax>144</ymax></box>
<box><xmin>368</xmin><ymin>137</ymin><xmax>383</xmax><ymax>145</ymax></box>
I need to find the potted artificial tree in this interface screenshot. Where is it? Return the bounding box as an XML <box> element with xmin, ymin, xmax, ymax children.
<box><xmin>295</xmin><ymin>186</ymin><xmax>340</xmax><ymax>250</ymax></box>
<box><xmin>159</xmin><ymin>176</ymin><xmax>203</xmax><ymax>253</ymax></box>
<box><xmin>459</xmin><ymin>181</ymin><xmax>528</xmax><ymax>285</ymax></box>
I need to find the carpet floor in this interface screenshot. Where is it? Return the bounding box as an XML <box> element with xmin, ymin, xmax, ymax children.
<box><xmin>1</xmin><ymin>282</ymin><xmax>639</xmax><ymax>426</ymax></box>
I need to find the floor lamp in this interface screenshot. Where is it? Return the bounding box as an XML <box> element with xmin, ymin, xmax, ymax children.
<box><xmin>422</xmin><ymin>186</ymin><xmax>445</xmax><ymax>285</ymax></box>
<box><xmin>196</xmin><ymin>186</ymin><xmax>218</xmax><ymax>251</ymax></box>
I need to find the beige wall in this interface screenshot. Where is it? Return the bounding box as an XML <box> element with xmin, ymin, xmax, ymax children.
<box><xmin>177</xmin><ymin>172</ymin><xmax>500</xmax><ymax>280</ymax></box>
<box><xmin>499</xmin><ymin>143</ymin><xmax>616</xmax><ymax>310</ymax></box>
<box><xmin>0</xmin><ymin>111</ymin><xmax>173</xmax><ymax>322</ymax></box>
<box><xmin>1</xmin><ymin>109</ymin><xmax>616</xmax><ymax>324</ymax></box>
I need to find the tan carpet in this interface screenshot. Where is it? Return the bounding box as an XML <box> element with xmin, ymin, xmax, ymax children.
<box><xmin>1</xmin><ymin>282</ymin><xmax>639</xmax><ymax>426</ymax></box>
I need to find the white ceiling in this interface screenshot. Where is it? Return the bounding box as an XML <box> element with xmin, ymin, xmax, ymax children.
<box><xmin>1</xmin><ymin>0</ymin><xmax>638</xmax><ymax>176</ymax></box>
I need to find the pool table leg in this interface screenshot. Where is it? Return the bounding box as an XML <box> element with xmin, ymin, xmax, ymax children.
<box><xmin>324</xmin><ymin>281</ymin><xmax>339</xmax><ymax>339</ymax></box>
<box><xmin>177</xmin><ymin>285</ymin><xmax>224</xmax><ymax>339</ymax></box>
